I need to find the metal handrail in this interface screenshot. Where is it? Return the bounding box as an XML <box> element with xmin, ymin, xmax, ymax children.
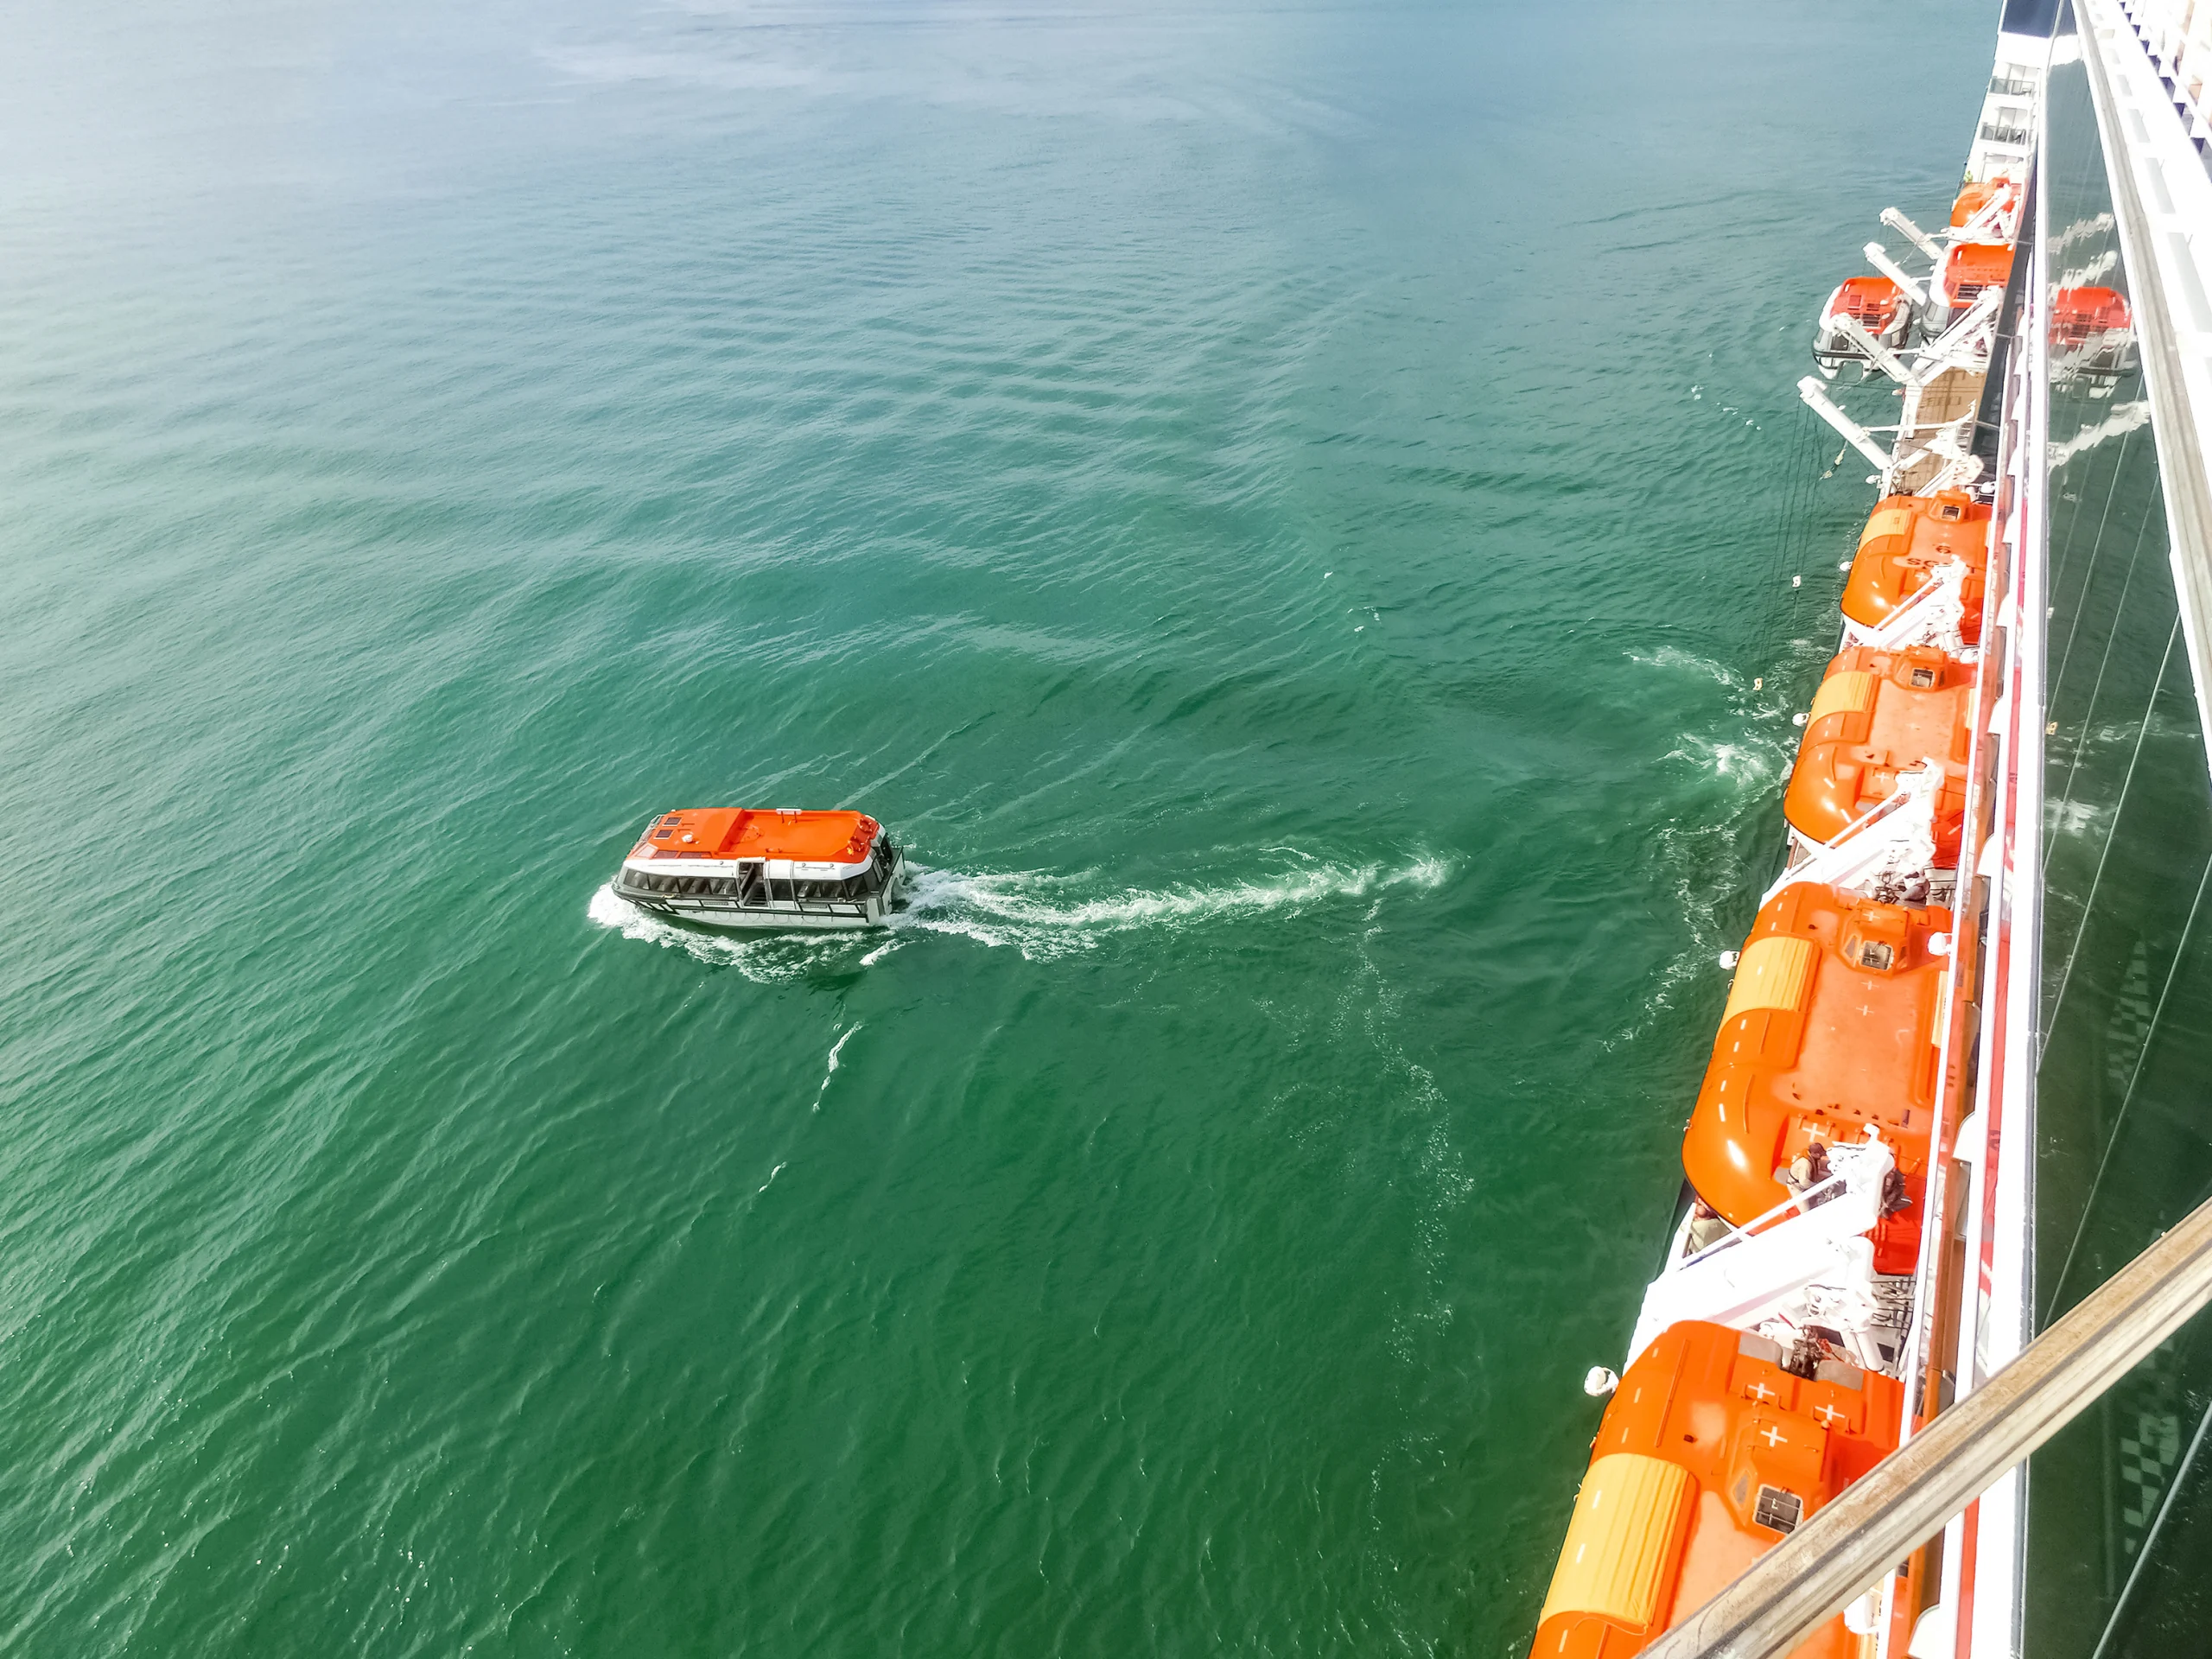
<box><xmin>1637</xmin><ymin>1186</ymin><xmax>2212</xmax><ymax>1659</ymax></box>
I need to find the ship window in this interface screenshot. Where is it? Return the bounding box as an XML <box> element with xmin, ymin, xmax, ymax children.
<box><xmin>1909</xmin><ymin>666</ymin><xmax>1937</xmax><ymax>688</ymax></box>
<box><xmin>1855</xmin><ymin>940</ymin><xmax>1894</xmax><ymax>971</ymax></box>
<box><xmin>1753</xmin><ymin>1486</ymin><xmax>1803</xmax><ymax>1535</ymax></box>
<box><xmin>1937</xmin><ymin>504</ymin><xmax>1961</xmax><ymax>520</ymax></box>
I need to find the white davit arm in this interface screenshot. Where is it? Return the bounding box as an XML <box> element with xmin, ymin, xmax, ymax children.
<box><xmin>1841</xmin><ymin>556</ymin><xmax>1968</xmax><ymax>652</ymax></box>
<box><xmin>1624</xmin><ymin>1137</ymin><xmax>1897</xmax><ymax>1370</ymax></box>
<box><xmin>1863</xmin><ymin>241</ymin><xmax>1929</xmax><ymax>308</ymax></box>
<box><xmin>1830</xmin><ymin>312</ymin><xmax>1916</xmax><ymax>383</ymax></box>
<box><xmin>1760</xmin><ymin>759</ymin><xmax>1946</xmax><ymax>909</ymax></box>
<box><xmin>1880</xmin><ymin>207</ymin><xmax>1944</xmax><ymax>262</ymax></box>
<box><xmin>1914</xmin><ymin>285</ymin><xmax>2005</xmax><ymax>376</ymax></box>
<box><xmin>1798</xmin><ymin>376</ymin><xmax>1894</xmax><ymax>474</ymax></box>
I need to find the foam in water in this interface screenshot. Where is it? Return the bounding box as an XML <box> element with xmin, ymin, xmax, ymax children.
<box><xmin>588</xmin><ymin>853</ymin><xmax>1452</xmax><ymax>969</ymax></box>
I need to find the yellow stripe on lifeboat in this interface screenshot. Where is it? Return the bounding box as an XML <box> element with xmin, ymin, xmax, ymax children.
<box><xmin>1682</xmin><ymin>884</ymin><xmax>1950</xmax><ymax>1275</ymax></box>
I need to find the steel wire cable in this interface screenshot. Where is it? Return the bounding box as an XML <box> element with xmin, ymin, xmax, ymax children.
<box><xmin>2044</xmin><ymin>842</ymin><xmax>2212</xmax><ymax>1320</ymax></box>
<box><xmin>2042</xmin><ymin>613</ymin><xmax>2183</xmax><ymax>1065</ymax></box>
<box><xmin>2054</xmin><ymin>503</ymin><xmax>2160</xmax><ymax>810</ymax></box>
<box><xmin>2050</xmin><ymin>425</ymin><xmax>2139</xmax><ymax>689</ymax></box>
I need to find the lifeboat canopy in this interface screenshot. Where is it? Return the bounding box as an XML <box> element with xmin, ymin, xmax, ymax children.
<box><xmin>1949</xmin><ymin>177</ymin><xmax>2021</xmax><ymax>236</ymax></box>
<box><xmin>1529</xmin><ymin>1320</ymin><xmax>1902</xmax><ymax>1659</ymax></box>
<box><xmin>1682</xmin><ymin>882</ymin><xmax>1951</xmax><ymax>1274</ymax></box>
<box><xmin>1784</xmin><ymin>645</ymin><xmax>1974</xmax><ymax>865</ymax></box>
<box><xmin>1841</xmin><ymin>492</ymin><xmax>1992</xmax><ymax>650</ymax></box>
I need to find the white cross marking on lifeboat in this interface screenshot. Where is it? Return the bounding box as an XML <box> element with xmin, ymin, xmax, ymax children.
<box><xmin>1747</xmin><ymin>1382</ymin><xmax>1777</xmax><ymax>1403</ymax></box>
<box><xmin>1760</xmin><ymin>1425</ymin><xmax>1788</xmax><ymax>1449</ymax></box>
<box><xmin>1815</xmin><ymin>1403</ymin><xmax>1847</xmax><ymax>1427</ymax></box>
<box><xmin>1859</xmin><ymin>1001</ymin><xmax>1876</xmax><ymax>1017</ymax></box>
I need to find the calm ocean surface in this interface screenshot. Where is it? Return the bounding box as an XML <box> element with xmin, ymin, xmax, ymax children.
<box><xmin>0</xmin><ymin>3</ymin><xmax>1991</xmax><ymax>1652</ymax></box>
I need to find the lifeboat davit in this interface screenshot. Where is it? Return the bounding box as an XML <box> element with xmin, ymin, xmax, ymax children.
<box><xmin>1681</xmin><ymin>883</ymin><xmax>1950</xmax><ymax>1274</ymax></box>
<box><xmin>2050</xmin><ymin>285</ymin><xmax>2139</xmax><ymax>385</ymax></box>
<box><xmin>1529</xmin><ymin>1320</ymin><xmax>1903</xmax><ymax>1659</ymax></box>
<box><xmin>1933</xmin><ymin>242</ymin><xmax>2014</xmax><ymax>312</ymax></box>
<box><xmin>1812</xmin><ymin>276</ymin><xmax>1914</xmax><ymax>375</ymax></box>
<box><xmin>1949</xmin><ymin>177</ymin><xmax>2021</xmax><ymax>238</ymax></box>
<box><xmin>1784</xmin><ymin>645</ymin><xmax>1973</xmax><ymax>862</ymax></box>
<box><xmin>612</xmin><ymin>807</ymin><xmax>905</xmax><ymax>929</ymax></box>
<box><xmin>1841</xmin><ymin>492</ymin><xmax>1992</xmax><ymax>647</ymax></box>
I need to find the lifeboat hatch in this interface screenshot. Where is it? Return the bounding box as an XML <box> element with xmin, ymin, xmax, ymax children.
<box><xmin>1845</xmin><ymin>936</ymin><xmax>1895</xmax><ymax>971</ymax></box>
<box><xmin>1909</xmin><ymin>665</ymin><xmax>1937</xmax><ymax>688</ymax></box>
<box><xmin>1752</xmin><ymin>1486</ymin><xmax>1803</xmax><ymax>1535</ymax></box>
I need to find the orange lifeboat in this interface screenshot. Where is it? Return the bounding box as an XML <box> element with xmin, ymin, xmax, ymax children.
<box><xmin>1841</xmin><ymin>493</ymin><xmax>1991</xmax><ymax>647</ymax></box>
<box><xmin>1933</xmin><ymin>242</ymin><xmax>2014</xmax><ymax>311</ymax></box>
<box><xmin>1813</xmin><ymin>276</ymin><xmax>1914</xmax><ymax>373</ymax></box>
<box><xmin>1681</xmin><ymin>884</ymin><xmax>1950</xmax><ymax>1274</ymax></box>
<box><xmin>612</xmin><ymin>807</ymin><xmax>906</xmax><ymax>929</ymax></box>
<box><xmin>1529</xmin><ymin>1320</ymin><xmax>1903</xmax><ymax>1659</ymax></box>
<box><xmin>1783</xmin><ymin>646</ymin><xmax>1973</xmax><ymax>862</ymax></box>
<box><xmin>1948</xmin><ymin>177</ymin><xmax>2020</xmax><ymax>233</ymax></box>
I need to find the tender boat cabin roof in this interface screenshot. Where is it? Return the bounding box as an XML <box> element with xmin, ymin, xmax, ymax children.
<box><xmin>1530</xmin><ymin>1320</ymin><xmax>1902</xmax><ymax>1659</ymax></box>
<box><xmin>1936</xmin><ymin>241</ymin><xmax>2014</xmax><ymax>308</ymax></box>
<box><xmin>1683</xmin><ymin>883</ymin><xmax>1952</xmax><ymax>1274</ymax></box>
<box><xmin>629</xmin><ymin>808</ymin><xmax>880</xmax><ymax>863</ymax></box>
<box><xmin>1785</xmin><ymin>645</ymin><xmax>1974</xmax><ymax>860</ymax></box>
<box><xmin>1823</xmin><ymin>275</ymin><xmax>1908</xmax><ymax>325</ymax></box>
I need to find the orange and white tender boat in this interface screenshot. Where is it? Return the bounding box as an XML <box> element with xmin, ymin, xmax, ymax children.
<box><xmin>1948</xmin><ymin>176</ymin><xmax>2020</xmax><ymax>240</ymax></box>
<box><xmin>1931</xmin><ymin>241</ymin><xmax>2014</xmax><ymax>318</ymax></box>
<box><xmin>1531</xmin><ymin>1321</ymin><xmax>1903</xmax><ymax>1659</ymax></box>
<box><xmin>612</xmin><ymin>807</ymin><xmax>905</xmax><ymax>930</ymax></box>
<box><xmin>1813</xmin><ymin>276</ymin><xmax>1916</xmax><ymax>376</ymax></box>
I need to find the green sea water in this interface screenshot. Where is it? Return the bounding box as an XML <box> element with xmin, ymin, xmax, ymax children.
<box><xmin>0</xmin><ymin>3</ymin><xmax>1995</xmax><ymax>1652</ymax></box>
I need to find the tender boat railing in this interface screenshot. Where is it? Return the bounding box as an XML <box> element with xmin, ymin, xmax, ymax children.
<box><xmin>617</xmin><ymin>836</ymin><xmax>901</xmax><ymax>920</ymax></box>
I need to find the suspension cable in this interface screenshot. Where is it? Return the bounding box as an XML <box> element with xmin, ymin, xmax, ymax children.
<box><xmin>2042</xmin><ymin>614</ymin><xmax>2182</xmax><ymax>1064</ymax></box>
<box><xmin>2044</xmin><ymin>842</ymin><xmax>2212</xmax><ymax>1320</ymax></box>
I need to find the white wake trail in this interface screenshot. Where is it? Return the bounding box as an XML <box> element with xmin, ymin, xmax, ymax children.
<box><xmin>588</xmin><ymin>852</ymin><xmax>1452</xmax><ymax>968</ymax></box>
